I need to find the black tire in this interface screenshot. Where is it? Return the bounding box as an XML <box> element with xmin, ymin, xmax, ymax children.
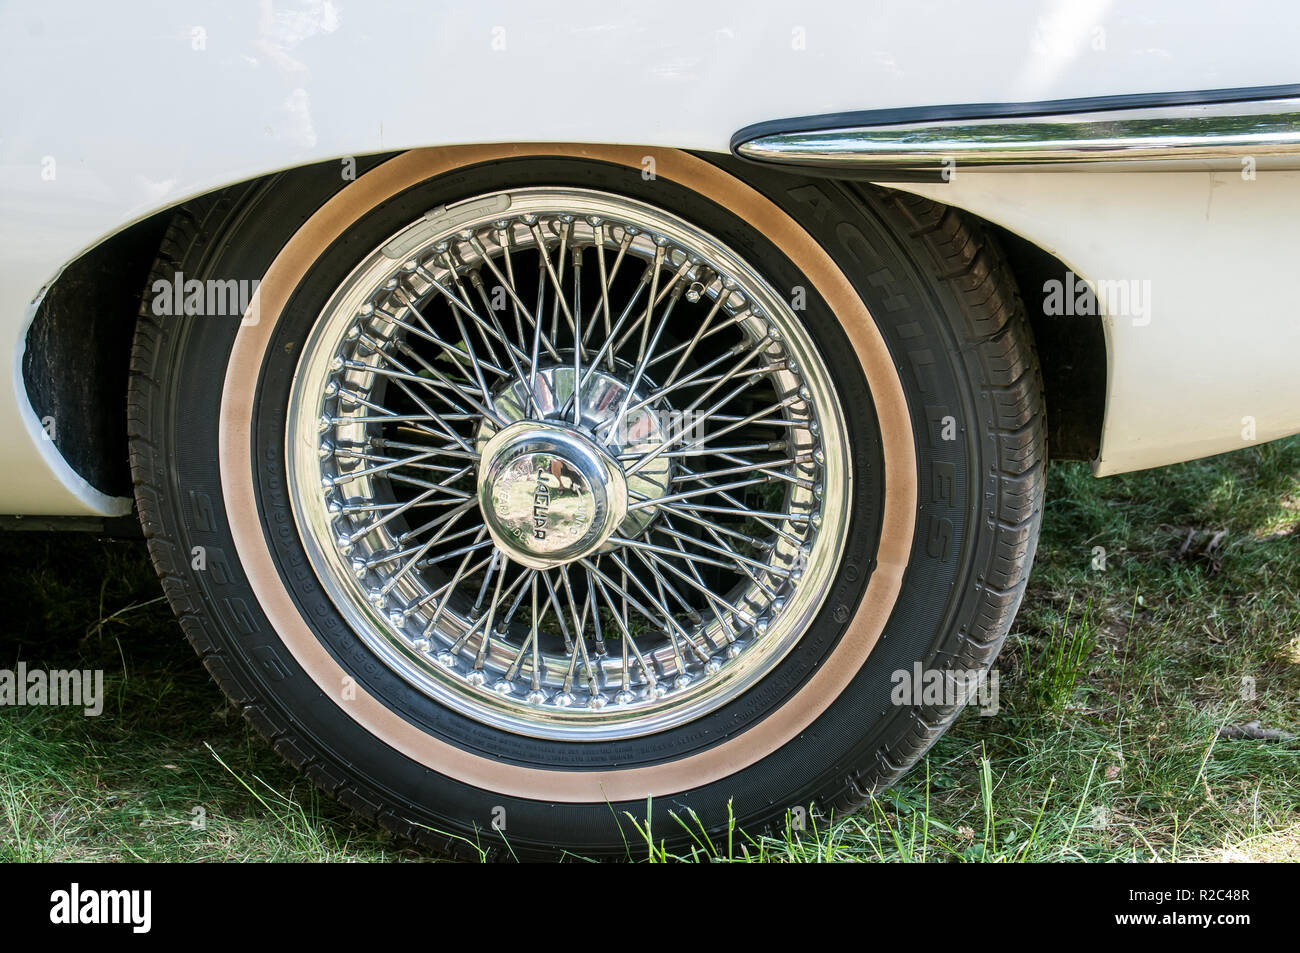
<box><xmin>128</xmin><ymin>148</ymin><xmax>1044</xmax><ymax>859</ymax></box>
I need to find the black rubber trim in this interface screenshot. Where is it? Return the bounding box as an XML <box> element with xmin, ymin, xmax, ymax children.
<box><xmin>730</xmin><ymin>82</ymin><xmax>1300</xmax><ymax>155</ymax></box>
<box><xmin>0</xmin><ymin>514</ymin><xmax>142</xmax><ymax>536</ymax></box>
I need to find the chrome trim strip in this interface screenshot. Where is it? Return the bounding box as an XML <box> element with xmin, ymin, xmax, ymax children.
<box><xmin>735</xmin><ymin>98</ymin><xmax>1300</xmax><ymax>173</ymax></box>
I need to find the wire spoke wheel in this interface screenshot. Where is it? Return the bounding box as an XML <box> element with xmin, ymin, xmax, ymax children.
<box><xmin>287</xmin><ymin>188</ymin><xmax>850</xmax><ymax>739</ymax></box>
<box><xmin>134</xmin><ymin>146</ymin><xmax>1044</xmax><ymax>856</ymax></box>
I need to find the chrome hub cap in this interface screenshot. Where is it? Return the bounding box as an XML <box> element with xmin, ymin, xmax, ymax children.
<box><xmin>475</xmin><ymin>362</ymin><xmax>673</xmax><ymax>541</ymax></box>
<box><xmin>477</xmin><ymin>420</ymin><xmax>627</xmax><ymax>569</ymax></box>
<box><xmin>286</xmin><ymin>187</ymin><xmax>852</xmax><ymax>740</ymax></box>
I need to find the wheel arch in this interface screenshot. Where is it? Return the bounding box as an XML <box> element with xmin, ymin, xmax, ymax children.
<box><xmin>21</xmin><ymin>150</ymin><xmax>1105</xmax><ymax>515</ymax></box>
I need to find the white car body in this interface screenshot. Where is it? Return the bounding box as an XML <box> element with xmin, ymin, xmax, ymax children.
<box><xmin>2</xmin><ymin>0</ymin><xmax>1298</xmax><ymax>516</ymax></box>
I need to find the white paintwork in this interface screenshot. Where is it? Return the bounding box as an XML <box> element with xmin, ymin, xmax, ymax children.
<box><xmin>2</xmin><ymin>1</ymin><xmax>1299</xmax><ymax>513</ymax></box>
<box><xmin>888</xmin><ymin>172</ymin><xmax>1300</xmax><ymax>474</ymax></box>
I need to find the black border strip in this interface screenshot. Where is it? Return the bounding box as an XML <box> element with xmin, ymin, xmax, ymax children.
<box><xmin>730</xmin><ymin>82</ymin><xmax>1300</xmax><ymax>155</ymax></box>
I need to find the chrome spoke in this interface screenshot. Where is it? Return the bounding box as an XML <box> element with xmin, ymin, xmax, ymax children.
<box><xmin>392</xmin><ymin>284</ymin><xmax>509</xmax><ymax>380</ymax></box>
<box><xmin>603</xmin><ymin>550</ymin><xmax>711</xmax><ymax>662</ymax></box>
<box><xmin>571</xmin><ymin>244</ymin><xmax>584</xmax><ymax>426</ymax></box>
<box><xmin>655</xmin><ymin>524</ymin><xmax>792</xmax><ymax>580</ymax></box>
<box><xmin>467</xmin><ymin>270</ymin><xmax>542</xmax><ymax>416</ymax></box>
<box><xmin>466</xmin><ymin>234</ymin><xmax>563</xmax><ymax>362</ymax></box>
<box><xmin>345</xmin><ymin>487</ymin><xmax>443</xmax><ymax>543</ymax></box>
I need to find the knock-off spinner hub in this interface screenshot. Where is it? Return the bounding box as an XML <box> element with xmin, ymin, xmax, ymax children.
<box><xmin>477</xmin><ymin>421</ymin><xmax>628</xmax><ymax>569</ymax></box>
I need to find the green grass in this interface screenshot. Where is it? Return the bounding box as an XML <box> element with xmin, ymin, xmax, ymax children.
<box><xmin>2</xmin><ymin>436</ymin><xmax>1298</xmax><ymax>861</ymax></box>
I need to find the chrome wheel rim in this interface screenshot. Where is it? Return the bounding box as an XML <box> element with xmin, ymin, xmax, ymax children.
<box><xmin>286</xmin><ymin>186</ymin><xmax>851</xmax><ymax>740</ymax></box>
